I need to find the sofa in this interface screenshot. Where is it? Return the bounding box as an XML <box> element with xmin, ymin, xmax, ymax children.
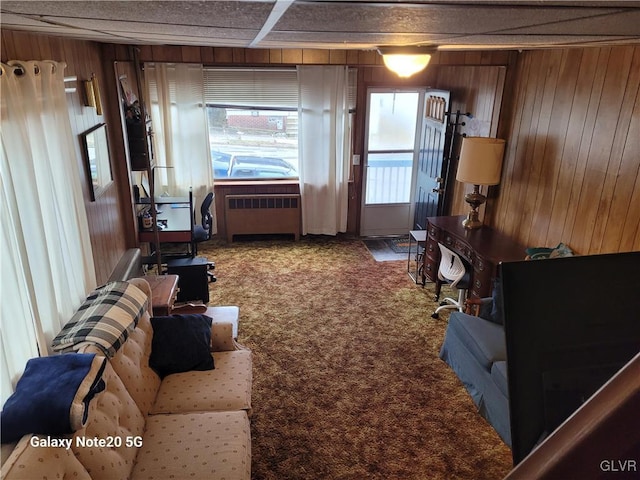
<box><xmin>1</xmin><ymin>253</ymin><xmax>252</xmax><ymax>479</ymax></box>
<box><xmin>439</xmin><ymin>295</ymin><xmax>511</xmax><ymax>446</ymax></box>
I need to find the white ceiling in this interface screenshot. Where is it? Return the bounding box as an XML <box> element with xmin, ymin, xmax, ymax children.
<box><xmin>2</xmin><ymin>1</ymin><xmax>640</xmax><ymax>52</ymax></box>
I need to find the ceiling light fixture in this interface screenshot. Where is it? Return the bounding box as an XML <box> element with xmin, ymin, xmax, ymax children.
<box><xmin>377</xmin><ymin>46</ymin><xmax>435</xmax><ymax>78</ymax></box>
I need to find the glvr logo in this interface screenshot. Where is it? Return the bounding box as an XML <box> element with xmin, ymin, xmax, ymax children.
<box><xmin>600</xmin><ymin>460</ymin><xmax>637</xmax><ymax>472</ymax></box>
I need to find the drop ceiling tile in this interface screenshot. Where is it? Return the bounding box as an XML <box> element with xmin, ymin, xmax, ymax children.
<box><xmin>501</xmin><ymin>10</ymin><xmax>640</xmax><ymax>36</ymax></box>
<box><xmin>442</xmin><ymin>33</ymin><xmax>638</xmax><ymax>48</ymax></box>
<box><xmin>1</xmin><ymin>1</ymin><xmax>639</xmax><ymax>51</ymax></box>
<box><xmin>1</xmin><ymin>1</ymin><xmax>273</xmax><ymax>29</ymax></box>
<box><xmin>54</xmin><ymin>18</ymin><xmax>258</xmax><ymax>42</ymax></box>
<box><xmin>117</xmin><ymin>33</ymin><xmax>250</xmax><ymax>47</ymax></box>
<box><xmin>261</xmin><ymin>31</ymin><xmax>449</xmax><ymax>47</ymax></box>
<box><xmin>275</xmin><ymin>3</ymin><xmax>621</xmax><ymax>35</ymax></box>
<box><xmin>0</xmin><ymin>12</ymin><xmax>53</xmax><ymax>28</ymax></box>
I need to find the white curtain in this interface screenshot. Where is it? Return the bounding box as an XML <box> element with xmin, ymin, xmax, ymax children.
<box><xmin>0</xmin><ymin>60</ymin><xmax>96</xmax><ymax>403</ymax></box>
<box><xmin>297</xmin><ymin>66</ymin><xmax>350</xmax><ymax>235</ymax></box>
<box><xmin>144</xmin><ymin>63</ymin><xmax>213</xmax><ymax>211</ymax></box>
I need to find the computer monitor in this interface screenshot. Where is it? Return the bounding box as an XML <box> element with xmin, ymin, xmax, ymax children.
<box><xmin>499</xmin><ymin>252</ymin><xmax>640</xmax><ymax>465</ymax></box>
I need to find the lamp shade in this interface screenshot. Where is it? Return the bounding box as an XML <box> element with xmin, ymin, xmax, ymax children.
<box><xmin>456</xmin><ymin>137</ymin><xmax>506</xmax><ymax>185</ymax></box>
<box><xmin>377</xmin><ymin>46</ymin><xmax>434</xmax><ymax>78</ymax></box>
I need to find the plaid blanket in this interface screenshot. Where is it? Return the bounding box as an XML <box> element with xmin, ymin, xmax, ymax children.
<box><xmin>52</xmin><ymin>281</ymin><xmax>147</xmax><ymax>357</ymax></box>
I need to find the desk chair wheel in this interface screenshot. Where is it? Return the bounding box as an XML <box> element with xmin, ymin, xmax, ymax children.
<box><xmin>431</xmin><ymin>312</ymin><xmax>439</xmax><ymax>319</ymax></box>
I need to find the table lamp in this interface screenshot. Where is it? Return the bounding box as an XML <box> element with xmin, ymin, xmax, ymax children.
<box><xmin>456</xmin><ymin>137</ymin><xmax>506</xmax><ymax>229</ymax></box>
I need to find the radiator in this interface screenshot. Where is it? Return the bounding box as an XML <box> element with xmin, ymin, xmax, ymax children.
<box><xmin>225</xmin><ymin>194</ymin><xmax>301</xmax><ymax>242</ymax></box>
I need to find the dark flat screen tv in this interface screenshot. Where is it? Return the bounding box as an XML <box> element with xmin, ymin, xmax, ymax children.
<box><xmin>499</xmin><ymin>251</ymin><xmax>640</xmax><ymax>465</ymax></box>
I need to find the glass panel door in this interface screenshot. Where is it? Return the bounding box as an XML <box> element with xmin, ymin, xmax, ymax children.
<box><xmin>361</xmin><ymin>89</ymin><xmax>422</xmax><ymax>236</ymax></box>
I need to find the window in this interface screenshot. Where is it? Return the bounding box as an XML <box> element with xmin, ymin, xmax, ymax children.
<box><xmin>207</xmin><ymin>106</ymin><xmax>299</xmax><ymax>179</ymax></box>
<box><xmin>204</xmin><ymin>68</ymin><xmax>299</xmax><ymax>180</ymax></box>
<box><xmin>204</xmin><ymin>67</ymin><xmax>357</xmax><ymax>181</ymax></box>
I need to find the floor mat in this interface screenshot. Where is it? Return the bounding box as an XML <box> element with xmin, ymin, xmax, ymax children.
<box><xmin>362</xmin><ymin>236</ymin><xmax>411</xmax><ymax>262</ymax></box>
<box><xmin>386</xmin><ymin>235</ymin><xmax>411</xmax><ymax>253</ymax></box>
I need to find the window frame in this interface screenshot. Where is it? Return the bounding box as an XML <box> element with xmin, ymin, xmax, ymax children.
<box><xmin>203</xmin><ymin>66</ymin><xmax>358</xmax><ymax>182</ymax></box>
<box><xmin>204</xmin><ymin>67</ymin><xmax>300</xmax><ymax>181</ymax></box>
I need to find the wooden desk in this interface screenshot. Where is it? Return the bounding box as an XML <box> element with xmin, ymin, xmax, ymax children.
<box><xmin>138</xmin><ymin>196</ymin><xmax>189</xmax><ymax>205</ymax></box>
<box><xmin>139</xmin><ymin>202</ymin><xmax>193</xmax><ymax>244</ymax></box>
<box><xmin>424</xmin><ymin>216</ymin><xmax>526</xmax><ymax>298</ymax></box>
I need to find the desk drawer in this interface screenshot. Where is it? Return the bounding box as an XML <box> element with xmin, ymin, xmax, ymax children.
<box><xmin>423</xmin><ymin>237</ymin><xmax>440</xmax><ymax>282</ymax></box>
<box><xmin>425</xmin><ymin>237</ymin><xmax>439</xmax><ymax>258</ymax></box>
<box><xmin>443</xmin><ymin>235</ymin><xmax>473</xmax><ymax>263</ymax></box>
<box><xmin>473</xmin><ymin>256</ymin><xmax>487</xmax><ymax>273</ymax></box>
<box><xmin>471</xmin><ymin>268</ymin><xmax>492</xmax><ymax>298</ymax></box>
<box><xmin>423</xmin><ymin>257</ymin><xmax>437</xmax><ymax>282</ymax></box>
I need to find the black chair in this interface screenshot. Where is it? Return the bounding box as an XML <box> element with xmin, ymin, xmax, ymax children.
<box><xmin>192</xmin><ymin>192</ymin><xmax>213</xmax><ymax>253</ymax></box>
<box><xmin>192</xmin><ymin>192</ymin><xmax>216</xmax><ymax>282</ymax></box>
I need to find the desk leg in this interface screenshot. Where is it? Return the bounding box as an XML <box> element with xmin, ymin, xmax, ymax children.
<box><xmin>408</xmin><ymin>233</ymin><xmax>427</xmax><ymax>286</ymax></box>
<box><xmin>434</xmin><ymin>279</ymin><xmax>442</xmax><ymax>301</ymax></box>
<box><xmin>407</xmin><ymin>235</ymin><xmax>413</xmax><ymax>279</ymax></box>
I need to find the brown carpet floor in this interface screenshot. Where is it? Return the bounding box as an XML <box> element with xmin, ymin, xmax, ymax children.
<box><xmin>200</xmin><ymin>235</ymin><xmax>512</xmax><ymax>480</ymax></box>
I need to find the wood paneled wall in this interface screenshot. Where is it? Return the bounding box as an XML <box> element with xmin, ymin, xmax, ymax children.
<box><xmin>1</xmin><ymin>30</ymin><xmax>128</xmax><ymax>285</ymax></box>
<box><xmin>435</xmin><ymin>63</ymin><xmax>511</xmax><ymax>218</ymax></box>
<box><xmin>490</xmin><ymin>46</ymin><xmax>640</xmax><ymax>254</ymax></box>
<box><xmin>102</xmin><ymin>44</ymin><xmax>513</xmax><ymax>235</ymax></box>
<box><xmin>103</xmin><ymin>44</ymin><xmax>512</xmax><ymax>69</ymax></box>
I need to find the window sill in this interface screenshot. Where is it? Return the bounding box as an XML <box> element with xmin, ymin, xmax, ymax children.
<box><xmin>213</xmin><ymin>179</ymin><xmax>299</xmax><ymax>186</ymax></box>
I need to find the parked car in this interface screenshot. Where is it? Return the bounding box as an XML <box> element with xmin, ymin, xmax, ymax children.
<box><xmin>211</xmin><ymin>150</ymin><xmax>232</xmax><ymax>178</ymax></box>
<box><xmin>211</xmin><ymin>150</ymin><xmax>297</xmax><ymax>178</ymax></box>
<box><xmin>228</xmin><ymin>155</ymin><xmax>296</xmax><ymax>178</ymax></box>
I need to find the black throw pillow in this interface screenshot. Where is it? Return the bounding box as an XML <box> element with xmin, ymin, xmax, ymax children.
<box><xmin>149</xmin><ymin>314</ymin><xmax>214</xmax><ymax>378</ymax></box>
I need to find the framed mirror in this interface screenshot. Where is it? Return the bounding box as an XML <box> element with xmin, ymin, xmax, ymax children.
<box><xmin>82</xmin><ymin>123</ymin><xmax>112</xmax><ymax>201</ymax></box>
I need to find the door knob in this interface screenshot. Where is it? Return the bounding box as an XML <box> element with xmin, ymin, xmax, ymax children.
<box><xmin>432</xmin><ymin>188</ymin><xmax>444</xmax><ymax>194</ymax></box>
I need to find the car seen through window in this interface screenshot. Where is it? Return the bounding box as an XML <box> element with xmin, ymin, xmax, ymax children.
<box><xmin>208</xmin><ymin>105</ymin><xmax>298</xmax><ymax>180</ymax></box>
<box><xmin>212</xmin><ymin>151</ymin><xmax>297</xmax><ymax>179</ymax></box>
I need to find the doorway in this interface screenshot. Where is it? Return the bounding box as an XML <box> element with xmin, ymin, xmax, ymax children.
<box><xmin>360</xmin><ymin>89</ymin><xmax>423</xmax><ymax>236</ymax></box>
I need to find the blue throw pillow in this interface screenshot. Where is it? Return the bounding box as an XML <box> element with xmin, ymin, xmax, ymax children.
<box><xmin>149</xmin><ymin>314</ymin><xmax>214</xmax><ymax>378</ymax></box>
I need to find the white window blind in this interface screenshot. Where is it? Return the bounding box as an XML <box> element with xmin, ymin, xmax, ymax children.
<box><xmin>203</xmin><ymin>67</ymin><xmax>358</xmax><ymax>111</ymax></box>
<box><xmin>348</xmin><ymin>67</ymin><xmax>357</xmax><ymax>112</ymax></box>
<box><xmin>204</xmin><ymin>68</ymin><xmax>298</xmax><ymax>108</ymax></box>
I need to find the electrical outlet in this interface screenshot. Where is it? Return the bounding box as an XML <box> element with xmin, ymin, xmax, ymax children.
<box><xmin>353</xmin><ymin>154</ymin><xmax>360</xmax><ymax>165</ymax></box>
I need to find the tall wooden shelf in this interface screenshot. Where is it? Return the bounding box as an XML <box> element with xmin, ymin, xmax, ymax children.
<box><xmin>127</xmin><ymin>118</ymin><xmax>162</xmax><ymax>271</ymax></box>
<box><xmin>127</xmin><ymin>118</ymin><xmax>154</xmax><ymax>171</ymax></box>
<box><xmin>120</xmin><ymin>49</ymin><xmax>162</xmax><ymax>273</ymax></box>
